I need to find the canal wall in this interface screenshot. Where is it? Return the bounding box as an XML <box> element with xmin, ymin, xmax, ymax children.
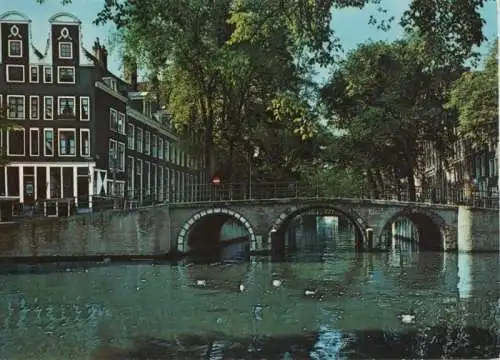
<box><xmin>457</xmin><ymin>206</ymin><xmax>499</xmax><ymax>252</ymax></box>
<box><xmin>0</xmin><ymin>206</ymin><xmax>172</xmax><ymax>259</ymax></box>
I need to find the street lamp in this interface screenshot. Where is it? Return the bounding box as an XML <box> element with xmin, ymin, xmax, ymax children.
<box><xmin>243</xmin><ymin>136</ymin><xmax>260</xmax><ymax>199</ymax></box>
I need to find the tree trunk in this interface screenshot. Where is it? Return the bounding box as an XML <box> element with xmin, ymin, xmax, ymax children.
<box><xmin>228</xmin><ymin>138</ymin><xmax>234</xmax><ymax>181</ymax></box>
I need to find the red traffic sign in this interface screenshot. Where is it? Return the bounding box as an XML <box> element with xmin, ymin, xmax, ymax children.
<box><xmin>212</xmin><ymin>176</ymin><xmax>221</xmax><ymax>185</ymax></box>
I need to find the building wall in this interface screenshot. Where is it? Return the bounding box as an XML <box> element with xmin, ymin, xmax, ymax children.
<box><xmin>0</xmin><ymin>206</ymin><xmax>172</xmax><ymax>257</ymax></box>
<box><xmin>0</xmin><ymin>10</ymin><xmax>205</xmax><ymax>213</ymax></box>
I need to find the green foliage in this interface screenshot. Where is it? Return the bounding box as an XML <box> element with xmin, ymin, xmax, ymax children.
<box><xmin>321</xmin><ymin>38</ymin><xmax>463</xmax><ymax>197</ymax></box>
<box><xmin>445</xmin><ymin>43</ymin><xmax>498</xmax><ymax>147</ymax></box>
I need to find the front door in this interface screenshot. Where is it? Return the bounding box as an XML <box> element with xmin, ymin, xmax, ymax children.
<box><xmin>24</xmin><ymin>178</ymin><xmax>35</xmax><ymax>205</ymax></box>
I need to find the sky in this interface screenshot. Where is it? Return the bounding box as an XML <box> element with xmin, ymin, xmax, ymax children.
<box><xmin>1</xmin><ymin>0</ymin><xmax>497</xmax><ymax>82</ymax></box>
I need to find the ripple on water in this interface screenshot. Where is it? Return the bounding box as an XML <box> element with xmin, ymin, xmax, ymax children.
<box><xmin>0</xmin><ymin>252</ymin><xmax>497</xmax><ymax>359</ymax></box>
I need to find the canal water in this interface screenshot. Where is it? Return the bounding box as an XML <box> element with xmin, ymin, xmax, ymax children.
<box><xmin>0</xmin><ymin>234</ymin><xmax>498</xmax><ymax>359</ymax></box>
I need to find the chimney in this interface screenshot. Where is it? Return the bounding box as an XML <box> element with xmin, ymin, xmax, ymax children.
<box><xmin>93</xmin><ymin>37</ymin><xmax>108</xmax><ymax>70</ymax></box>
<box><xmin>123</xmin><ymin>54</ymin><xmax>138</xmax><ymax>91</ymax></box>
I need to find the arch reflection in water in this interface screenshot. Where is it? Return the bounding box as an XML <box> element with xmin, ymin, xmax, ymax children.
<box><xmin>0</xmin><ymin>253</ymin><xmax>497</xmax><ymax>359</ymax></box>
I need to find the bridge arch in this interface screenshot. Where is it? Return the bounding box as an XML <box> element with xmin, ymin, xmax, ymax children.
<box><xmin>176</xmin><ymin>207</ymin><xmax>257</xmax><ymax>253</ymax></box>
<box><xmin>380</xmin><ymin>207</ymin><xmax>450</xmax><ymax>250</ymax></box>
<box><xmin>268</xmin><ymin>204</ymin><xmax>368</xmax><ymax>250</ymax></box>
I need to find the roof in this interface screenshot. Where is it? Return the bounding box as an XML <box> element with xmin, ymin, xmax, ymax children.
<box><xmin>0</xmin><ymin>10</ymin><xmax>94</xmax><ymax>66</ymax></box>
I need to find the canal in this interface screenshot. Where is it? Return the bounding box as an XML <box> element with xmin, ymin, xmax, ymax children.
<box><xmin>0</xmin><ymin>227</ymin><xmax>498</xmax><ymax>359</ymax></box>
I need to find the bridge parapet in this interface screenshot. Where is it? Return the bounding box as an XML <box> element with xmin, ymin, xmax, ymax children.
<box><xmin>184</xmin><ymin>182</ymin><xmax>498</xmax><ymax>210</ymax></box>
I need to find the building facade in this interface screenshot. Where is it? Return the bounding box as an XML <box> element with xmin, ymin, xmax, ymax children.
<box><xmin>0</xmin><ymin>10</ymin><xmax>204</xmax><ymax>216</ymax></box>
<box><xmin>419</xmin><ymin>137</ymin><xmax>498</xmax><ymax>205</ymax></box>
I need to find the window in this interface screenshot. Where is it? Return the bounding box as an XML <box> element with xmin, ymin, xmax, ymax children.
<box><xmin>58</xmin><ymin>42</ymin><xmax>73</xmax><ymax>59</ymax></box>
<box><xmin>117</xmin><ymin>142</ymin><xmax>125</xmax><ymax>171</ymax></box>
<box><xmin>109</xmin><ymin>108</ymin><xmax>117</xmax><ymax>130</ymax></box>
<box><xmin>158</xmin><ymin>137</ymin><xmax>164</xmax><ymax>159</ymax></box>
<box><xmin>144</xmin><ymin>100</ymin><xmax>152</xmax><ymax>118</ymax></box>
<box><xmin>43</xmin><ymin>66</ymin><xmax>53</xmax><ymax>83</ymax></box>
<box><xmin>117</xmin><ymin>112</ymin><xmax>125</xmax><ymax>134</ymax></box>
<box><xmin>127</xmin><ymin>123</ymin><xmax>135</xmax><ymax>150</ymax></box>
<box><xmin>44</xmin><ymin>129</ymin><xmax>54</xmax><ymax>156</ymax></box>
<box><xmin>109</xmin><ymin>139</ymin><xmax>117</xmax><ymax>169</ymax></box>
<box><xmin>58</xmin><ymin>129</ymin><xmax>76</xmax><ymax>156</ymax></box>
<box><xmin>152</xmin><ymin>134</ymin><xmax>157</xmax><ymax>157</ymax></box>
<box><xmin>80</xmin><ymin>96</ymin><xmax>90</xmax><ymax>121</ymax></box>
<box><xmin>30</xmin><ymin>96</ymin><xmax>39</xmax><ymax>120</ymax></box>
<box><xmin>6</xmin><ymin>65</ymin><xmax>24</xmax><ymax>82</ymax></box>
<box><xmin>44</xmin><ymin>96</ymin><xmax>53</xmax><ymax>120</ymax></box>
<box><xmin>58</xmin><ymin>96</ymin><xmax>76</xmax><ymax>118</ymax></box>
<box><xmin>164</xmin><ymin>139</ymin><xmax>170</xmax><ymax>161</ymax></box>
<box><xmin>7</xmin><ymin>129</ymin><xmax>25</xmax><ymax>156</ymax></box>
<box><xmin>103</xmin><ymin>77</ymin><xmax>117</xmax><ymax>91</ymax></box>
<box><xmin>136</xmin><ymin>159</ymin><xmax>142</xmax><ymax>175</ymax></box>
<box><xmin>8</xmin><ymin>40</ymin><xmax>22</xmax><ymax>57</ymax></box>
<box><xmin>145</xmin><ymin>161</ymin><xmax>151</xmax><ymax>195</ymax></box>
<box><xmin>30</xmin><ymin>128</ymin><xmax>39</xmax><ymax>156</ymax></box>
<box><xmin>57</xmin><ymin>66</ymin><xmax>75</xmax><ymax>84</ymax></box>
<box><xmin>30</xmin><ymin>66</ymin><xmax>39</xmax><ymax>83</ymax></box>
<box><xmin>7</xmin><ymin>95</ymin><xmax>25</xmax><ymax>119</ymax></box>
<box><xmin>136</xmin><ymin>128</ymin><xmax>143</xmax><ymax>152</ymax></box>
<box><xmin>145</xmin><ymin>131</ymin><xmax>151</xmax><ymax>155</ymax></box>
<box><xmin>80</xmin><ymin>129</ymin><xmax>90</xmax><ymax>157</ymax></box>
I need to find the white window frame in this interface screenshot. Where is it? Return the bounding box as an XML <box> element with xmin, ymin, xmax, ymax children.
<box><xmin>127</xmin><ymin>155</ymin><xmax>135</xmax><ymax>196</ymax></box>
<box><xmin>158</xmin><ymin>137</ymin><xmax>164</xmax><ymax>160</ymax></box>
<box><xmin>7</xmin><ymin>128</ymin><xmax>26</xmax><ymax>156</ymax></box>
<box><xmin>43</xmin><ymin>66</ymin><xmax>53</xmax><ymax>84</ymax></box>
<box><xmin>117</xmin><ymin>112</ymin><xmax>126</xmax><ymax>134</ymax></box>
<box><xmin>58</xmin><ymin>41</ymin><xmax>73</xmax><ymax>59</ymax></box>
<box><xmin>57</xmin><ymin>66</ymin><xmax>76</xmax><ymax>84</ymax></box>
<box><xmin>145</xmin><ymin>130</ymin><xmax>151</xmax><ymax>155</ymax></box>
<box><xmin>109</xmin><ymin>139</ymin><xmax>117</xmax><ymax>170</ymax></box>
<box><xmin>80</xmin><ymin>129</ymin><xmax>90</xmax><ymax>157</ymax></box>
<box><xmin>29</xmin><ymin>96</ymin><xmax>39</xmax><ymax>120</ymax></box>
<box><xmin>29</xmin><ymin>65</ymin><xmax>39</xmax><ymax>83</ymax></box>
<box><xmin>44</xmin><ymin>96</ymin><xmax>53</xmax><ymax>120</ymax></box>
<box><xmin>57</xmin><ymin>96</ymin><xmax>76</xmax><ymax>117</ymax></box>
<box><xmin>29</xmin><ymin>128</ymin><xmax>40</xmax><ymax>156</ymax></box>
<box><xmin>6</xmin><ymin>64</ymin><xmax>25</xmax><ymax>83</ymax></box>
<box><xmin>6</xmin><ymin>95</ymin><xmax>25</xmax><ymax>120</ymax></box>
<box><xmin>43</xmin><ymin>128</ymin><xmax>54</xmax><ymax>157</ymax></box>
<box><xmin>109</xmin><ymin>108</ymin><xmax>117</xmax><ymax>131</ymax></box>
<box><xmin>152</xmin><ymin>134</ymin><xmax>157</xmax><ymax>158</ymax></box>
<box><xmin>136</xmin><ymin>127</ymin><xmax>143</xmax><ymax>153</ymax></box>
<box><xmin>57</xmin><ymin>128</ymin><xmax>77</xmax><ymax>157</ymax></box>
<box><xmin>127</xmin><ymin>123</ymin><xmax>135</xmax><ymax>150</ymax></box>
<box><xmin>7</xmin><ymin>39</ymin><xmax>22</xmax><ymax>58</ymax></box>
<box><xmin>117</xmin><ymin>141</ymin><xmax>126</xmax><ymax>171</ymax></box>
<box><xmin>79</xmin><ymin>96</ymin><xmax>90</xmax><ymax>121</ymax></box>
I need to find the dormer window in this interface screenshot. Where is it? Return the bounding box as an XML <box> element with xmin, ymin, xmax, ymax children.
<box><xmin>103</xmin><ymin>77</ymin><xmax>117</xmax><ymax>91</ymax></box>
<box><xmin>144</xmin><ymin>100</ymin><xmax>152</xmax><ymax>118</ymax></box>
<box><xmin>8</xmin><ymin>40</ymin><xmax>22</xmax><ymax>58</ymax></box>
<box><xmin>58</xmin><ymin>42</ymin><xmax>73</xmax><ymax>59</ymax></box>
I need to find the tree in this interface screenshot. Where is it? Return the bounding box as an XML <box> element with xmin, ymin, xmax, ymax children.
<box><xmin>446</xmin><ymin>43</ymin><xmax>498</xmax><ymax>148</ymax></box>
<box><xmin>321</xmin><ymin>39</ymin><xmax>462</xmax><ymax>200</ymax></box>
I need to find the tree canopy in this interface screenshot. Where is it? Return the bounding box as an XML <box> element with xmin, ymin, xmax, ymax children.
<box><xmin>36</xmin><ymin>0</ymin><xmax>495</xmax><ymax>189</ymax></box>
<box><xmin>446</xmin><ymin>43</ymin><xmax>498</xmax><ymax>148</ymax></box>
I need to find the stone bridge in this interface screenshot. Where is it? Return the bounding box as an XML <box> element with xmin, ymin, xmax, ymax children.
<box><xmin>0</xmin><ymin>195</ymin><xmax>497</xmax><ymax>259</ymax></box>
<box><xmin>169</xmin><ymin>198</ymin><xmax>462</xmax><ymax>253</ymax></box>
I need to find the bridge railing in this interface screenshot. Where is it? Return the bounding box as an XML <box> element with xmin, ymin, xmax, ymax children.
<box><xmin>185</xmin><ymin>182</ymin><xmax>499</xmax><ymax>209</ymax></box>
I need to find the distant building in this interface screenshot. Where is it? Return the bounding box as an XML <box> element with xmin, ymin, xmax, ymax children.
<box><xmin>418</xmin><ymin>135</ymin><xmax>498</xmax><ymax>205</ymax></box>
<box><xmin>0</xmin><ymin>10</ymin><xmax>204</xmax><ymax>216</ymax></box>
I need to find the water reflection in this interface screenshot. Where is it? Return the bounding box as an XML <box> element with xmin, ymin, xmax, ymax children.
<box><xmin>0</xmin><ymin>251</ymin><xmax>497</xmax><ymax>359</ymax></box>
